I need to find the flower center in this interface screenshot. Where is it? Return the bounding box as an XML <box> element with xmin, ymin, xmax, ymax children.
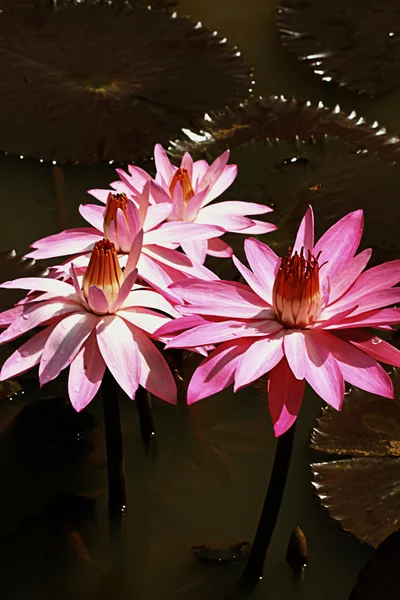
<box><xmin>82</xmin><ymin>238</ymin><xmax>123</xmax><ymax>309</ymax></box>
<box><xmin>104</xmin><ymin>192</ymin><xmax>128</xmax><ymax>245</ymax></box>
<box><xmin>272</xmin><ymin>248</ymin><xmax>321</xmax><ymax>328</ymax></box>
<box><xmin>169</xmin><ymin>168</ymin><xmax>195</xmax><ymax>204</ymax></box>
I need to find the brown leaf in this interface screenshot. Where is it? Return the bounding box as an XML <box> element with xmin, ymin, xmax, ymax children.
<box><xmin>0</xmin><ymin>2</ymin><xmax>251</xmax><ymax>164</ymax></box>
<box><xmin>277</xmin><ymin>0</ymin><xmax>400</xmax><ymax>96</ymax></box>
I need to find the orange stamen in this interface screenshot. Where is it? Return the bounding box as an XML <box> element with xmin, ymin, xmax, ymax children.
<box><xmin>272</xmin><ymin>247</ymin><xmax>321</xmax><ymax>328</ymax></box>
<box><xmin>82</xmin><ymin>239</ymin><xmax>123</xmax><ymax>308</ymax></box>
<box><xmin>169</xmin><ymin>168</ymin><xmax>195</xmax><ymax>204</ymax></box>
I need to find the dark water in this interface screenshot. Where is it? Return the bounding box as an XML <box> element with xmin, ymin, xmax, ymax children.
<box><xmin>2</xmin><ymin>0</ymin><xmax>398</xmax><ymax>597</ymax></box>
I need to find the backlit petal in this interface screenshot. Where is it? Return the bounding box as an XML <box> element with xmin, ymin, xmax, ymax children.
<box><xmin>68</xmin><ymin>331</ymin><xmax>106</xmax><ymax>412</ymax></box>
<box><xmin>268</xmin><ymin>356</ymin><xmax>305</xmax><ymax>437</ymax></box>
<box><xmin>39</xmin><ymin>311</ymin><xmax>98</xmax><ymax>385</ymax></box>
<box><xmin>0</xmin><ymin>325</ymin><xmax>55</xmax><ymax>380</ymax></box>
<box><xmin>292</xmin><ymin>206</ymin><xmax>314</xmax><ymax>256</ymax></box>
<box><xmin>187</xmin><ymin>338</ymin><xmax>254</xmax><ymax>404</ymax></box>
<box><xmin>234</xmin><ymin>333</ymin><xmax>284</xmax><ymax>391</ymax></box>
<box><xmin>96</xmin><ymin>315</ymin><xmax>140</xmax><ymax>399</ymax></box>
<box><xmin>314</xmin><ymin>210</ymin><xmax>364</xmax><ymax>285</ymax></box>
<box><xmin>303</xmin><ymin>332</ymin><xmax>345</xmax><ymax>409</ymax></box>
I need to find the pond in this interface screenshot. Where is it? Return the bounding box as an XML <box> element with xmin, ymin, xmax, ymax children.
<box><xmin>1</xmin><ymin>0</ymin><xmax>400</xmax><ymax>598</ymax></box>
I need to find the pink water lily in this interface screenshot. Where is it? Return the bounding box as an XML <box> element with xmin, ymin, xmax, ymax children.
<box><xmin>88</xmin><ymin>144</ymin><xmax>277</xmax><ymax>264</ymax></box>
<box><xmin>25</xmin><ymin>186</ymin><xmax>220</xmax><ymax>291</ymax></box>
<box><xmin>156</xmin><ymin>207</ymin><xmax>400</xmax><ymax>436</ymax></box>
<box><xmin>0</xmin><ymin>238</ymin><xmax>179</xmax><ymax>410</ymax></box>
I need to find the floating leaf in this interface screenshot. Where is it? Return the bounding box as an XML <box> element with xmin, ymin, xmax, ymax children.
<box><xmin>311</xmin><ymin>370</ymin><xmax>400</xmax><ymax>547</ymax></box>
<box><xmin>0</xmin><ymin>2</ymin><xmax>251</xmax><ymax>165</ymax></box>
<box><xmin>169</xmin><ymin>96</ymin><xmax>400</xmax><ymax>164</ymax></box>
<box><xmin>207</xmin><ymin>137</ymin><xmax>400</xmax><ymax>264</ymax></box>
<box><xmin>277</xmin><ymin>0</ymin><xmax>400</xmax><ymax>96</ymax></box>
<box><xmin>349</xmin><ymin>529</ymin><xmax>400</xmax><ymax>599</ymax></box>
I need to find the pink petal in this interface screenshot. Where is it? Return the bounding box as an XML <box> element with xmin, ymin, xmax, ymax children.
<box><xmin>122</xmin><ymin>286</ymin><xmax>180</xmax><ymax>316</ymax></box>
<box><xmin>207</xmin><ymin>238</ymin><xmax>233</xmax><ymax>258</ymax></box>
<box><xmin>88</xmin><ymin>286</ymin><xmax>109</xmax><ymax>315</ymax></box>
<box><xmin>328</xmin><ymin>249</ymin><xmax>372</xmax><ymax>304</ymax></box>
<box><xmin>25</xmin><ymin>228</ymin><xmax>101</xmax><ymax>260</ymax></box>
<box><xmin>196</xmin><ymin>205</ymin><xmax>253</xmax><ymax>231</ymax></box>
<box><xmin>336</xmin><ymin>329</ymin><xmax>400</xmax><ymax>367</ymax></box>
<box><xmin>68</xmin><ymin>331</ymin><xmax>106</xmax><ymax>412</ymax></box>
<box><xmin>237</xmin><ymin>220</ymin><xmax>278</xmax><ymax>235</ymax></box>
<box><xmin>149</xmin><ymin>180</ymin><xmax>173</xmax><ymax>206</ymax></box>
<box><xmin>144</xmin><ymin>221</ymin><xmax>224</xmax><ymax>245</ymax></box>
<box><xmin>192</xmin><ymin>159</ymin><xmax>209</xmax><ymax>186</ymax></box>
<box><xmin>144</xmin><ymin>202</ymin><xmax>174</xmax><ymax>231</ymax></box>
<box><xmin>0</xmin><ymin>305</ymin><xmax>25</xmax><ymax>326</ymax></box>
<box><xmin>183</xmin><ymin>188</ymin><xmax>209</xmax><ymax>222</ymax></box>
<box><xmin>119</xmin><ymin>307</ymin><xmax>172</xmax><ymax>335</ymax></box>
<box><xmin>204</xmin><ymin>163</ymin><xmax>238</xmax><ymax>203</ymax></box>
<box><xmin>0</xmin><ymin>300</ymin><xmax>81</xmax><ymax>344</ymax></box>
<box><xmin>115</xmin><ymin>168</ymin><xmax>143</xmax><ymax>197</ymax></box>
<box><xmin>39</xmin><ymin>311</ymin><xmax>98</xmax><ymax>385</ymax></box>
<box><xmin>127</xmin><ymin>324</ymin><xmax>177</xmax><ymax>404</ymax></box>
<box><xmin>337</xmin><ymin>258</ymin><xmax>400</xmax><ymax>300</ymax></box>
<box><xmin>243</xmin><ymin>238</ymin><xmax>280</xmax><ymax>300</ymax></box>
<box><xmin>205</xmin><ymin>200</ymin><xmax>273</xmax><ymax>217</ymax></box>
<box><xmin>322</xmin><ymin>308</ymin><xmax>400</xmax><ymax>329</ymax></box>
<box><xmin>0</xmin><ymin>325</ymin><xmax>56</xmax><ymax>380</ymax></box>
<box><xmin>180</xmin><ymin>151</ymin><xmax>193</xmax><ymax>179</ymax></box>
<box><xmin>142</xmin><ymin>246</ymin><xmax>219</xmax><ymax>280</ymax></box>
<box><xmin>234</xmin><ymin>332</ymin><xmax>285</xmax><ymax>391</ymax></box>
<box><xmin>124</xmin><ymin>230</ymin><xmax>143</xmax><ymax>278</ymax></box>
<box><xmin>126</xmin><ymin>164</ymin><xmax>152</xmax><ymax>189</ymax></box>
<box><xmin>170</xmin><ymin>280</ymin><xmax>269</xmax><ymax>318</ymax></box>
<box><xmin>166</xmin><ymin>318</ymin><xmax>281</xmax><ymax>348</ymax></box>
<box><xmin>314</xmin><ymin>210</ymin><xmax>364</xmax><ymax>286</ymax></box>
<box><xmin>111</xmin><ymin>269</ymin><xmax>138</xmax><ymax>313</ymax></box>
<box><xmin>79</xmin><ymin>203</ymin><xmax>105</xmax><ymax>232</ymax></box>
<box><xmin>154</xmin><ymin>144</ymin><xmax>174</xmax><ymax>184</ymax></box>
<box><xmin>292</xmin><ymin>206</ymin><xmax>314</xmax><ymax>256</ymax></box>
<box><xmin>96</xmin><ymin>315</ymin><xmax>140</xmax><ymax>399</ymax></box>
<box><xmin>115</xmin><ymin>208</ymin><xmax>132</xmax><ymax>253</ymax></box>
<box><xmin>154</xmin><ymin>314</ymin><xmax>208</xmax><ymax>338</ymax></box>
<box><xmin>268</xmin><ymin>357</ymin><xmax>305</xmax><ymax>437</ymax></box>
<box><xmin>197</xmin><ymin>151</ymin><xmax>230</xmax><ymax>195</ymax></box>
<box><xmin>314</xmin><ymin>330</ymin><xmax>394</xmax><ymax>398</ymax></box>
<box><xmin>303</xmin><ymin>332</ymin><xmax>345</xmax><ymax>409</ymax></box>
<box><xmin>181</xmin><ymin>239</ymin><xmax>208</xmax><ymax>264</ymax></box>
<box><xmin>0</xmin><ymin>276</ymin><xmax>74</xmax><ymax>296</ymax></box>
<box><xmin>284</xmin><ymin>330</ymin><xmax>307</xmax><ymax>380</ymax></box>
<box><xmin>187</xmin><ymin>338</ymin><xmax>254</xmax><ymax>404</ymax></box>
<box><xmin>232</xmin><ymin>255</ymin><xmax>272</xmax><ymax>305</ymax></box>
<box><xmin>323</xmin><ymin>288</ymin><xmax>400</xmax><ymax>322</ymax></box>
<box><xmin>126</xmin><ymin>197</ymin><xmax>141</xmax><ymax>235</ymax></box>
<box><xmin>87</xmin><ymin>188</ymin><xmax>112</xmax><ymax>203</ymax></box>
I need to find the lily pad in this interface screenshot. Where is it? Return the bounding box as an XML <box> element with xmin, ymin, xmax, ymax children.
<box><xmin>212</xmin><ymin>137</ymin><xmax>400</xmax><ymax>264</ymax></box>
<box><xmin>277</xmin><ymin>0</ymin><xmax>400</xmax><ymax>96</ymax></box>
<box><xmin>311</xmin><ymin>369</ymin><xmax>400</xmax><ymax>548</ymax></box>
<box><xmin>169</xmin><ymin>96</ymin><xmax>400</xmax><ymax>164</ymax></box>
<box><xmin>0</xmin><ymin>2</ymin><xmax>251</xmax><ymax>164</ymax></box>
<box><xmin>349</xmin><ymin>529</ymin><xmax>400</xmax><ymax>599</ymax></box>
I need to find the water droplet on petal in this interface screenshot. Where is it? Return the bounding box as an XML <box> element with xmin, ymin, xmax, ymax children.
<box><xmin>371</xmin><ymin>337</ymin><xmax>382</xmax><ymax>345</ymax></box>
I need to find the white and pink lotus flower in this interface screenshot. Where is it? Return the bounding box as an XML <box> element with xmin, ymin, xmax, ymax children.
<box><xmin>0</xmin><ymin>146</ymin><xmax>399</xmax><ymax>438</ymax></box>
<box><xmin>156</xmin><ymin>206</ymin><xmax>400</xmax><ymax>436</ymax></box>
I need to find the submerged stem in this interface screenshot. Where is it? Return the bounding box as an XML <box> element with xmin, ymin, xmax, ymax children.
<box><xmin>102</xmin><ymin>369</ymin><xmax>127</xmax><ymax>517</ymax></box>
<box><xmin>136</xmin><ymin>385</ymin><xmax>156</xmax><ymax>449</ymax></box>
<box><xmin>239</xmin><ymin>422</ymin><xmax>296</xmax><ymax>589</ymax></box>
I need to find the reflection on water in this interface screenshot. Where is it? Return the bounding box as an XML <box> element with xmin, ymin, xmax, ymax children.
<box><xmin>0</xmin><ymin>0</ymin><xmax>396</xmax><ymax>597</ymax></box>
